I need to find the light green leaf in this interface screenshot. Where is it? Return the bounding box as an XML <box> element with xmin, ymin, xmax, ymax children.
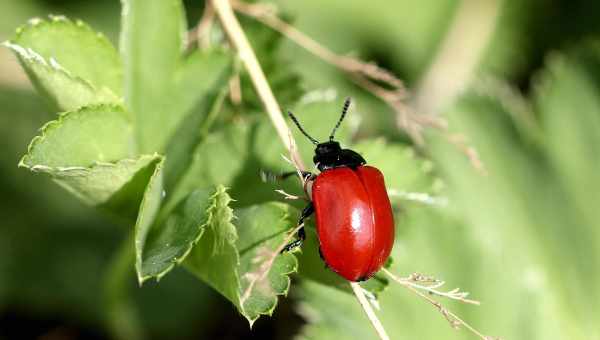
<box><xmin>234</xmin><ymin>202</ymin><xmax>298</xmax><ymax>323</ymax></box>
<box><xmin>162</xmin><ymin>53</ymin><xmax>231</xmax><ymax>192</ymax></box>
<box><xmin>121</xmin><ymin>0</ymin><xmax>231</xmax><ymax>153</ymax></box>
<box><xmin>353</xmin><ymin>138</ymin><xmax>437</xmax><ymax>193</ymax></box>
<box><xmin>10</xmin><ymin>15</ymin><xmax>122</xmax><ymax>97</ymax></box>
<box><xmin>173</xmin><ymin>120</ymin><xmax>287</xmax><ymax>209</ymax></box>
<box><xmin>185</xmin><ymin>200</ymin><xmax>299</xmax><ymax>325</ymax></box>
<box><xmin>20</xmin><ymin>104</ymin><xmax>134</xmax><ymax>168</ymax></box>
<box><xmin>120</xmin><ymin>0</ymin><xmax>184</xmax><ymax>152</ymax></box>
<box><xmin>45</xmin><ymin>155</ymin><xmax>160</xmax><ymax>207</ymax></box>
<box><xmin>183</xmin><ymin>186</ymin><xmax>241</xmax><ymax>309</ymax></box>
<box><xmin>3</xmin><ymin>41</ymin><xmax>119</xmax><ymax>111</ymax></box>
<box><xmin>535</xmin><ymin>47</ymin><xmax>600</xmax><ymax>235</ymax></box>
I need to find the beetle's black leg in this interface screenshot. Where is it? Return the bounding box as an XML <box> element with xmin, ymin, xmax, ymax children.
<box><xmin>260</xmin><ymin>170</ymin><xmax>314</xmax><ymax>183</ymax></box>
<box><xmin>281</xmin><ymin>202</ymin><xmax>314</xmax><ymax>253</ymax></box>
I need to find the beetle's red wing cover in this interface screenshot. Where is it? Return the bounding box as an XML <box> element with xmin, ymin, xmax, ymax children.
<box><xmin>355</xmin><ymin>166</ymin><xmax>395</xmax><ymax>276</ymax></box>
<box><xmin>312</xmin><ymin>166</ymin><xmax>394</xmax><ymax>281</ymax></box>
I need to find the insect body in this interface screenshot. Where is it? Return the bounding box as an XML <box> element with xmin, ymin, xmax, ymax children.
<box><xmin>284</xmin><ymin>98</ymin><xmax>395</xmax><ymax>282</ymax></box>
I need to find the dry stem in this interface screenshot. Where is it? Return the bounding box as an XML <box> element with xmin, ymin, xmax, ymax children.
<box><xmin>230</xmin><ymin>0</ymin><xmax>485</xmax><ymax>172</ymax></box>
<box><xmin>230</xmin><ymin>0</ymin><xmax>437</xmax><ymax>145</ymax></box>
<box><xmin>383</xmin><ymin>268</ymin><xmax>499</xmax><ymax>340</ymax></box>
<box><xmin>211</xmin><ymin>0</ymin><xmax>306</xmax><ymax>170</ymax></box>
<box><xmin>350</xmin><ymin>282</ymin><xmax>391</xmax><ymax>340</ymax></box>
<box><xmin>212</xmin><ymin>1</ymin><xmax>390</xmax><ymax>338</ymax></box>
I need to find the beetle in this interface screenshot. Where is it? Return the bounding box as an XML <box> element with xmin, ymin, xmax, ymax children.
<box><xmin>281</xmin><ymin>98</ymin><xmax>395</xmax><ymax>282</ymax></box>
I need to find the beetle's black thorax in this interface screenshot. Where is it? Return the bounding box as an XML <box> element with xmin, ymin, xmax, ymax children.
<box><xmin>313</xmin><ymin>141</ymin><xmax>366</xmax><ymax>172</ymax></box>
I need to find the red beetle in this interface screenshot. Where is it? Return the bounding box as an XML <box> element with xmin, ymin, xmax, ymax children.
<box><xmin>282</xmin><ymin>98</ymin><xmax>395</xmax><ymax>282</ymax></box>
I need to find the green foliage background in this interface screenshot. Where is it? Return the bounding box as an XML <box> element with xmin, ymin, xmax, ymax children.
<box><xmin>1</xmin><ymin>0</ymin><xmax>600</xmax><ymax>339</ymax></box>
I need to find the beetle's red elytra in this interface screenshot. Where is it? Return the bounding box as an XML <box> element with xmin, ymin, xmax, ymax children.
<box><xmin>313</xmin><ymin>166</ymin><xmax>394</xmax><ymax>281</ymax></box>
<box><xmin>282</xmin><ymin>98</ymin><xmax>395</xmax><ymax>282</ymax></box>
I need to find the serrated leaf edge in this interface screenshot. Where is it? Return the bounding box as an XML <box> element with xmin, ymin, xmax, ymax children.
<box><xmin>20</xmin><ymin>154</ymin><xmax>160</xmax><ymax>175</ymax></box>
<box><xmin>239</xmin><ymin>202</ymin><xmax>299</xmax><ymax>326</ymax></box>
<box><xmin>14</xmin><ymin>15</ymin><xmax>121</xmax><ymax>95</ymax></box>
<box><xmin>134</xmin><ymin>156</ymin><xmax>166</xmax><ymax>284</ymax></box>
<box><xmin>3</xmin><ymin>40</ymin><xmax>121</xmax><ymax>105</ymax></box>
<box><xmin>16</xmin><ymin>15</ymin><xmax>116</xmax><ymax>53</ymax></box>
<box><xmin>139</xmin><ymin>186</ymin><xmax>241</xmax><ymax>285</ymax></box>
<box><xmin>18</xmin><ymin>103</ymin><xmax>133</xmax><ymax>169</ymax></box>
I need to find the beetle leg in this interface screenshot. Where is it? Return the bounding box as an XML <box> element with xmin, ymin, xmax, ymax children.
<box><xmin>260</xmin><ymin>170</ymin><xmax>314</xmax><ymax>182</ymax></box>
<box><xmin>281</xmin><ymin>202</ymin><xmax>314</xmax><ymax>253</ymax></box>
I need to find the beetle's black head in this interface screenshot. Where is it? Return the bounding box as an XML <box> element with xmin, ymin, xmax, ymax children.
<box><xmin>314</xmin><ymin>140</ymin><xmax>342</xmax><ymax>166</ymax></box>
<box><xmin>288</xmin><ymin>98</ymin><xmax>366</xmax><ymax>171</ymax></box>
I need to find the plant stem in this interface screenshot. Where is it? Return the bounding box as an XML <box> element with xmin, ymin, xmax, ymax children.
<box><xmin>211</xmin><ymin>0</ymin><xmax>306</xmax><ymax>170</ymax></box>
<box><xmin>350</xmin><ymin>282</ymin><xmax>390</xmax><ymax>340</ymax></box>
<box><xmin>103</xmin><ymin>232</ymin><xmax>143</xmax><ymax>340</ymax></box>
<box><xmin>212</xmin><ymin>2</ymin><xmax>390</xmax><ymax>338</ymax></box>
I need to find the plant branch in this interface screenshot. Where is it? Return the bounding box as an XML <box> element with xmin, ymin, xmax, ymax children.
<box><xmin>350</xmin><ymin>282</ymin><xmax>391</xmax><ymax>340</ymax></box>
<box><xmin>383</xmin><ymin>268</ymin><xmax>498</xmax><ymax>340</ymax></box>
<box><xmin>229</xmin><ymin>0</ymin><xmax>448</xmax><ymax>146</ymax></box>
<box><xmin>229</xmin><ymin>0</ymin><xmax>487</xmax><ymax>173</ymax></box>
<box><xmin>188</xmin><ymin>1</ymin><xmax>215</xmax><ymax>49</ymax></box>
<box><xmin>212</xmin><ymin>2</ymin><xmax>390</xmax><ymax>338</ymax></box>
<box><xmin>211</xmin><ymin>0</ymin><xmax>306</xmax><ymax>170</ymax></box>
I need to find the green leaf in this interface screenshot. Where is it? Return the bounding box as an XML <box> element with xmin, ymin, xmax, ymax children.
<box><xmin>20</xmin><ymin>104</ymin><xmax>134</xmax><ymax>168</ymax></box>
<box><xmin>234</xmin><ymin>202</ymin><xmax>298</xmax><ymax>323</ymax></box>
<box><xmin>3</xmin><ymin>41</ymin><xmax>120</xmax><ymax>111</ymax></box>
<box><xmin>138</xmin><ymin>188</ymin><xmax>219</xmax><ymax>282</ymax></box>
<box><xmin>183</xmin><ymin>186</ymin><xmax>241</xmax><ymax>310</ymax></box>
<box><xmin>173</xmin><ymin>119</ymin><xmax>287</xmax><ymax>209</ymax></box>
<box><xmin>353</xmin><ymin>138</ymin><xmax>437</xmax><ymax>193</ymax></box>
<box><xmin>42</xmin><ymin>155</ymin><xmax>160</xmax><ymax>207</ymax></box>
<box><xmin>535</xmin><ymin>46</ymin><xmax>600</xmax><ymax>232</ymax></box>
<box><xmin>134</xmin><ymin>157</ymin><xmax>165</xmax><ymax>282</ymax></box>
<box><xmin>162</xmin><ymin>52</ymin><xmax>231</xmax><ymax>192</ymax></box>
<box><xmin>238</xmin><ymin>15</ymin><xmax>304</xmax><ymax>111</ymax></box>
<box><xmin>121</xmin><ymin>0</ymin><xmax>231</xmax><ymax>153</ymax></box>
<box><xmin>10</xmin><ymin>15</ymin><xmax>122</xmax><ymax>98</ymax></box>
<box><xmin>120</xmin><ymin>0</ymin><xmax>184</xmax><ymax>152</ymax></box>
<box><xmin>185</xmin><ymin>199</ymin><xmax>299</xmax><ymax>325</ymax></box>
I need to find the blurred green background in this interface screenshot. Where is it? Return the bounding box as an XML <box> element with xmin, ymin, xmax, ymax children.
<box><xmin>2</xmin><ymin>0</ymin><xmax>600</xmax><ymax>339</ymax></box>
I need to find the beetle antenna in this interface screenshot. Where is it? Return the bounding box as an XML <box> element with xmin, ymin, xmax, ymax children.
<box><xmin>288</xmin><ymin>111</ymin><xmax>319</xmax><ymax>145</ymax></box>
<box><xmin>329</xmin><ymin>97</ymin><xmax>351</xmax><ymax>141</ymax></box>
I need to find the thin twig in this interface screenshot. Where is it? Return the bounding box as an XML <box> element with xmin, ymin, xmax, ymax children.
<box><xmin>239</xmin><ymin>222</ymin><xmax>304</xmax><ymax>305</ymax></box>
<box><xmin>387</xmin><ymin>189</ymin><xmax>448</xmax><ymax>207</ymax></box>
<box><xmin>383</xmin><ymin>269</ymin><xmax>499</xmax><ymax>340</ymax></box>
<box><xmin>211</xmin><ymin>0</ymin><xmax>306</xmax><ymax>170</ymax></box>
<box><xmin>230</xmin><ymin>0</ymin><xmax>447</xmax><ymax>146</ymax></box>
<box><xmin>212</xmin><ymin>2</ymin><xmax>390</xmax><ymax>338</ymax></box>
<box><xmin>350</xmin><ymin>282</ymin><xmax>391</xmax><ymax>340</ymax></box>
<box><xmin>230</xmin><ymin>0</ymin><xmax>486</xmax><ymax>173</ymax></box>
<box><xmin>188</xmin><ymin>1</ymin><xmax>215</xmax><ymax>49</ymax></box>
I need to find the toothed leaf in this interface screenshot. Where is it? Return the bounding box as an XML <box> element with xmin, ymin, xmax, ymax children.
<box><xmin>10</xmin><ymin>16</ymin><xmax>122</xmax><ymax>98</ymax></box>
<box><xmin>4</xmin><ymin>41</ymin><xmax>119</xmax><ymax>111</ymax></box>
<box><xmin>20</xmin><ymin>104</ymin><xmax>134</xmax><ymax>168</ymax></box>
<box><xmin>138</xmin><ymin>187</ymin><xmax>223</xmax><ymax>282</ymax></box>
<box><xmin>185</xmin><ymin>200</ymin><xmax>299</xmax><ymax>325</ymax></box>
